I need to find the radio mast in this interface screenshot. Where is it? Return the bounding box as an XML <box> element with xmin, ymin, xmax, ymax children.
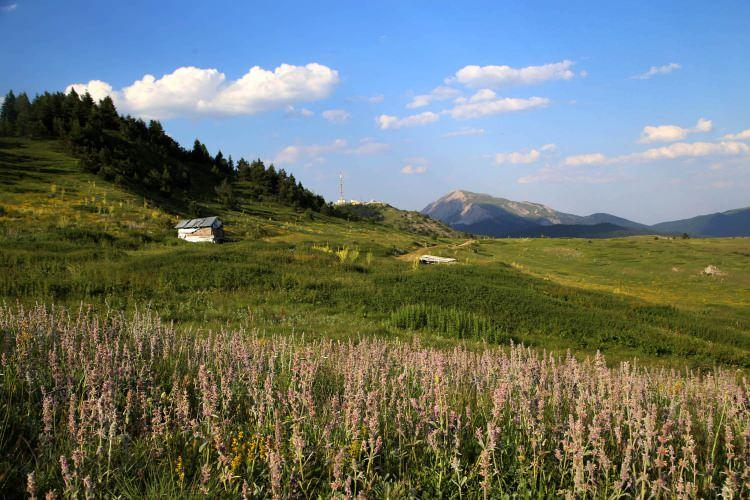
<box><xmin>337</xmin><ymin>172</ymin><xmax>345</xmax><ymax>204</ymax></box>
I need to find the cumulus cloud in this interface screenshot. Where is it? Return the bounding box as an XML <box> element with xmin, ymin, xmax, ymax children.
<box><xmin>494</xmin><ymin>150</ymin><xmax>540</xmax><ymax>165</ymax></box>
<box><xmin>563</xmin><ymin>141</ymin><xmax>750</xmax><ymax>166</ymax></box>
<box><xmin>401</xmin><ymin>164</ymin><xmax>427</xmax><ymax>174</ymax></box>
<box><xmin>1</xmin><ymin>3</ymin><xmax>17</xmax><ymax>12</ymax></box>
<box><xmin>631</xmin><ymin>62</ymin><xmax>681</xmax><ymax>80</ymax></box>
<box><xmin>450</xmin><ymin>60</ymin><xmax>575</xmax><ymax>88</ymax></box>
<box><xmin>285</xmin><ymin>105</ymin><xmax>314</xmax><ymax>117</ymax></box>
<box><xmin>274</xmin><ymin>138</ymin><xmax>390</xmax><ymax>164</ymax></box>
<box><xmin>638</xmin><ymin>118</ymin><xmax>712</xmax><ymax>143</ymax></box>
<box><xmin>376</xmin><ymin>111</ymin><xmax>439</xmax><ymax>130</ymax></box>
<box><xmin>564</xmin><ymin>153</ymin><xmax>608</xmax><ymax>166</ymax></box>
<box><xmin>349</xmin><ymin>138</ymin><xmax>390</xmax><ymax>155</ymax></box>
<box><xmin>627</xmin><ymin>141</ymin><xmax>749</xmax><ymax>162</ymax></box>
<box><xmin>517</xmin><ymin>166</ymin><xmax>623</xmax><ymax>185</ymax></box>
<box><xmin>407</xmin><ymin>85</ymin><xmax>461</xmax><ymax>109</ymax></box>
<box><xmin>274</xmin><ymin>138</ymin><xmax>348</xmax><ymax>165</ymax></box>
<box><xmin>66</xmin><ymin>63</ymin><xmax>340</xmax><ymax>119</ymax></box>
<box><xmin>723</xmin><ymin>129</ymin><xmax>750</xmax><ymax>140</ymax></box>
<box><xmin>322</xmin><ymin>109</ymin><xmax>350</xmax><ymax>123</ymax></box>
<box><xmin>446</xmin><ymin>89</ymin><xmax>549</xmax><ymax>119</ymax></box>
<box><xmin>442</xmin><ymin>127</ymin><xmax>485</xmax><ymax>138</ymax></box>
<box><xmin>494</xmin><ymin>144</ymin><xmax>556</xmax><ymax>165</ymax></box>
<box><xmin>65</xmin><ymin>80</ymin><xmax>116</xmax><ymax>103</ymax></box>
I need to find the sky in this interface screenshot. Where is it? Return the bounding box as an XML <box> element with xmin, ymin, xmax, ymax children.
<box><xmin>2</xmin><ymin>0</ymin><xmax>749</xmax><ymax>224</ymax></box>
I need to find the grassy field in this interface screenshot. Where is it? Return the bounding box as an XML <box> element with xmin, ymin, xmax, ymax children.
<box><xmin>1</xmin><ymin>137</ymin><xmax>750</xmax><ymax>369</ymax></box>
<box><xmin>2</xmin><ymin>137</ymin><xmax>750</xmax><ymax>497</ymax></box>
<box><xmin>3</xmin><ymin>304</ymin><xmax>748</xmax><ymax>497</ymax></box>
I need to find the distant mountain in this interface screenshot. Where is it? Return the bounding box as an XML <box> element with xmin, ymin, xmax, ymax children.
<box><xmin>575</xmin><ymin>213</ymin><xmax>650</xmax><ymax>230</ymax></box>
<box><xmin>652</xmin><ymin>207</ymin><xmax>750</xmax><ymax>237</ymax></box>
<box><xmin>422</xmin><ymin>190</ymin><xmax>650</xmax><ymax>238</ymax></box>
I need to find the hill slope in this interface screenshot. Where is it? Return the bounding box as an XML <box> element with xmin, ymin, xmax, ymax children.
<box><xmin>334</xmin><ymin>202</ymin><xmax>461</xmax><ymax>238</ymax></box>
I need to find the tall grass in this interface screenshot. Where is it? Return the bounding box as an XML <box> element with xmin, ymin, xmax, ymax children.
<box><xmin>390</xmin><ymin>303</ymin><xmax>508</xmax><ymax>342</ymax></box>
<box><xmin>1</xmin><ymin>304</ymin><xmax>748</xmax><ymax>497</ymax></box>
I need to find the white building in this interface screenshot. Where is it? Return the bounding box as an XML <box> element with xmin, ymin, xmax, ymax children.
<box><xmin>174</xmin><ymin>216</ymin><xmax>224</xmax><ymax>243</ymax></box>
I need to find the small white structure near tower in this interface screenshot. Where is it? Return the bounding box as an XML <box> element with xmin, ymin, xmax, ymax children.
<box><xmin>334</xmin><ymin>172</ymin><xmax>385</xmax><ymax>206</ymax></box>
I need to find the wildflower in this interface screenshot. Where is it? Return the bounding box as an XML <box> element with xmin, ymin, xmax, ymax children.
<box><xmin>175</xmin><ymin>456</ymin><xmax>185</xmax><ymax>485</ymax></box>
<box><xmin>27</xmin><ymin>472</ymin><xmax>37</xmax><ymax>500</ymax></box>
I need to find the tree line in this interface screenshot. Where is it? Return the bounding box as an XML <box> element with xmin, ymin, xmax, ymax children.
<box><xmin>0</xmin><ymin>90</ymin><xmax>332</xmax><ymax>213</ymax></box>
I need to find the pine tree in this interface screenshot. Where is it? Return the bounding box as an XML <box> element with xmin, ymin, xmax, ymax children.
<box><xmin>1</xmin><ymin>90</ymin><xmax>18</xmax><ymax>132</ymax></box>
<box><xmin>13</xmin><ymin>92</ymin><xmax>32</xmax><ymax>136</ymax></box>
<box><xmin>98</xmin><ymin>96</ymin><xmax>119</xmax><ymax>130</ymax></box>
<box><xmin>215</xmin><ymin>178</ymin><xmax>236</xmax><ymax>208</ymax></box>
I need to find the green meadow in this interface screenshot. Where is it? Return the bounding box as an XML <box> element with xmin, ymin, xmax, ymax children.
<box><xmin>1</xmin><ymin>137</ymin><xmax>749</xmax><ymax>369</ymax></box>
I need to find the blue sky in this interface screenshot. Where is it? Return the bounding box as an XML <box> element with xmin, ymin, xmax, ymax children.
<box><xmin>2</xmin><ymin>0</ymin><xmax>749</xmax><ymax>223</ymax></box>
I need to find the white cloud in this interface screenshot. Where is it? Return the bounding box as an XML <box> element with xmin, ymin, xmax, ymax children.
<box><xmin>401</xmin><ymin>165</ymin><xmax>427</xmax><ymax>174</ymax></box>
<box><xmin>446</xmin><ymin>89</ymin><xmax>549</xmax><ymax>119</ymax></box>
<box><xmin>564</xmin><ymin>153</ymin><xmax>607</xmax><ymax>166</ymax></box>
<box><xmin>401</xmin><ymin>156</ymin><xmax>429</xmax><ymax>174</ymax></box>
<box><xmin>407</xmin><ymin>85</ymin><xmax>461</xmax><ymax>109</ymax></box>
<box><xmin>723</xmin><ymin>129</ymin><xmax>750</xmax><ymax>140</ymax></box>
<box><xmin>274</xmin><ymin>139</ymin><xmax>347</xmax><ymax>165</ymax></box>
<box><xmin>121</xmin><ymin>67</ymin><xmax>227</xmax><ymax>118</ymax></box>
<box><xmin>285</xmin><ymin>105</ymin><xmax>314</xmax><ymax>117</ymax></box>
<box><xmin>517</xmin><ymin>166</ymin><xmax>623</xmax><ymax>185</ymax></box>
<box><xmin>495</xmin><ymin>150</ymin><xmax>540</xmax><ymax>165</ymax></box>
<box><xmin>638</xmin><ymin>118</ymin><xmax>712</xmax><ymax>143</ymax></box>
<box><xmin>0</xmin><ymin>3</ymin><xmax>17</xmax><ymax>12</ymax></box>
<box><xmin>66</xmin><ymin>63</ymin><xmax>340</xmax><ymax>119</ymax></box>
<box><xmin>376</xmin><ymin>111</ymin><xmax>439</xmax><ymax>130</ymax></box>
<box><xmin>274</xmin><ymin>138</ymin><xmax>389</xmax><ymax>164</ymax></box>
<box><xmin>494</xmin><ymin>144</ymin><xmax>556</xmax><ymax>165</ymax></box>
<box><xmin>563</xmin><ymin>141</ymin><xmax>750</xmax><ymax>166</ymax></box>
<box><xmin>65</xmin><ymin>80</ymin><xmax>116</xmax><ymax>103</ymax></box>
<box><xmin>322</xmin><ymin>109</ymin><xmax>350</xmax><ymax>123</ymax></box>
<box><xmin>442</xmin><ymin>127</ymin><xmax>485</xmax><ymax>138</ymax></box>
<box><xmin>349</xmin><ymin>138</ymin><xmax>390</xmax><ymax>155</ymax></box>
<box><xmin>349</xmin><ymin>94</ymin><xmax>384</xmax><ymax>103</ymax></box>
<box><xmin>627</xmin><ymin>141</ymin><xmax>749</xmax><ymax>162</ymax></box>
<box><xmin>451</xmin><ymin>60</ymin><xmax>575</xmax><ymax>88</ymax></box>
<box><xmin>632</xmin><ymin>62</ymin><xmax>681</xmax><ymax>80</ymax></box>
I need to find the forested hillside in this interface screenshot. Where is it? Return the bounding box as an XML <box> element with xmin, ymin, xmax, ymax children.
<box><xmin>0</xmin><ymin>90</ymin><xmax>330</xmax><ymax>215</ymax></box>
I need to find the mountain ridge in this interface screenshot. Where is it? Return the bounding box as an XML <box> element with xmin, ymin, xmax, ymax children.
<box><xmin>422</xmin><ymin>189</ymin><xmax>748</xmax><ymax>238</ymax></box>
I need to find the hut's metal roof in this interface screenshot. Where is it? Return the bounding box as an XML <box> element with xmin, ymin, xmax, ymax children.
<box><xmin>174</xmin><ymin>216</ymin><xmax>221</xmax><ymax>229</ymax></box>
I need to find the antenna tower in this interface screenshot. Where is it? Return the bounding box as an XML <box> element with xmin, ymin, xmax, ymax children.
<box><xmin>338</xmin><ymin>172</ymin><xmax>345</xmax><ymax>204</ymax></box>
